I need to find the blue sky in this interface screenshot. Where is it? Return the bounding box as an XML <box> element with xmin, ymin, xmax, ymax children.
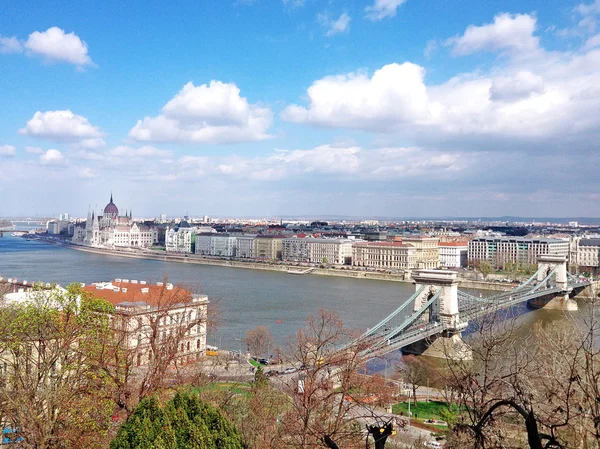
<box><xmin>1</xmin><ymin>0</ymin><xmax>600</xmax><ymax>218</ymax></box>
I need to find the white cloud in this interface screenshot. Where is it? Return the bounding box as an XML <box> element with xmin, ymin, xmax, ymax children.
<box><xmin>318</xmin><ymin>12</ymin><xmax>351</xmax><ymax>37</ymax></box>
<box><xmin>24</xmin><ymin>27</ymin><xmax>93</xmax><ymax>67</ymax></box>
<box><xmin>129</xmin><ymin>81</ymin><xmax>273</xmax><ymax>144</ymax></box>
<box><xmin>576</xmin><ymin>0</ymin><xmax>600</xmax><ymax>16</ymax></box>
<box><xmin>108</xmin><ymin>145</ymin><xmax>173</xmax><ymax>158</ymax></box>
<box><xmin>584</xmin><ymin>33</ymin><xmax>600</xmax><ymax>50</ymax></box>
<box><xmin>282</xmin><ymin>23</ymin><xmax>600</xmax><ymax>147</ymax></box>
<box><xmin>20</xmin><ymin>110</ymin><xmax>105</xmax><ymax>147</ymax></box>
<box><xmin>447</xmin><ymin>13</ymin><xmax>539</xmax><ymax>56</ymax></box>
<box><xmin>39</xmin><ymin>149</ymin><xmax>65</xmax><ymax>165</ymax></box>
<box><xmin>489</xmin><ymin>71</ymin><xmax>545</xmax><ymax>102</ymax></box>
<box><xmin>0</xmin><ymin>145</ymin><xmax>16</xmax><ymax>157</ymax></box>
<box><xmin>365</xmin><ymin>0</ymin><xmax>406</xmax><ymax>21</ymax></box>
<box><xmin>178</xmin><ymin>144</ymin><xmax>468</xmax><ymax>183</ymax></box>
<box><xmin>25</xmin><ymin>146</ymin><xmax>44</xmax><ymax>154</ymax></box>
<box><xmin>281</xmin><ymin>62</ymin><xmax>430</xmax><ymax>131</ymax></box>
<box><xmin>0</xmin><ymin>36</ymin><xmax>23</xmax><ymax>54</ymax></box>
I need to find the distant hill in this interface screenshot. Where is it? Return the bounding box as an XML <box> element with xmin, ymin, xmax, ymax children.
<box><xmin>0</xmin><ymin>219</ymin><xmax>12</xmax><ymax>229</ymax></box>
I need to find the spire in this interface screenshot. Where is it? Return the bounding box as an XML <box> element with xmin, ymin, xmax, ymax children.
<box><xmin>110</xmin><ymin>191</ymin><xmax>113</xmax><ymax>204</ymax></box>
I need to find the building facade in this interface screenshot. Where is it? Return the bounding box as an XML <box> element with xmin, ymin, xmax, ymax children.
<box><xmin>468</xmin><ymin>237</ymin><xmax>569</xmax><ymax>267</ymax></box>
<box><xmin>253</xmin><ymin>236</ymin><xmax>283</xmax><ymax>260</ymax></box>
<box><xmin>72</xmin><ymin>194</ymin><xmax>158</xmax><ymax>249</ymax></box>
<box><xmin>83</xmin><ymin>280</ymin><xmax>209</xmax><ymax>366</ymax></box>
<box><xmin>165</xmin><ymin>221</ymin><xmax>195</xmax><ymax>253</ymax></box>
<box><xmin>439</xmin><ymin>242</ymin><xmax>469</xmax><ymax>268</ymax></box>
<box><xmin>573</xmin><ymin>238</ymin><xmax>600</xmax><ymax>274</ymax></box>
<box><xmin>352</xmin><ymin>241</ymin><xmax>416</xmax><ymax>270</ymax></box>
<box><xmin>282</xmin><ymin>238</ymin><xmax>353</xmax><ymax>265</ymax></box>
<box><xmin>235</xmin><ymin>236</ymin><xmax>255</xmax><ymax>258</ymax></box>
<box><xmin>402</xmin><ymin>236</ymin><xmax>440</xmax><ymax>269</ymax></box>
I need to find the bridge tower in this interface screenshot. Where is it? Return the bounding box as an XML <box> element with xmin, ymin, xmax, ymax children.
<box><xmin>533</xmin><ymin>255</ymin><xmax>577</xmax><ymax>311</ymax></box>
<box><xmin>406</xmin><ymin>270</ymin><xmax>471</xmax><ymax>360</ymax></box>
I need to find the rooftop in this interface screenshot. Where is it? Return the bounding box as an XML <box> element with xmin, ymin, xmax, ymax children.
<box><xmin>83</xmin><ymin>280</ymin><xmax>208</xmax><ymax>309</ymax></box>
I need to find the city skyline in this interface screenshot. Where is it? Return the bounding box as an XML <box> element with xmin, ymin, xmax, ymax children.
<box><xmin>1</xmin><ymin>0</ymin><xmax>600</xmax><ymax>217</ymax></box>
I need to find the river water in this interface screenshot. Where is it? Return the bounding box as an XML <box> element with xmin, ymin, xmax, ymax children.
<box><xmin>0</xmin><ymin>234</ymin><xmax>584</xmax><ymax>370</ymax></box>
<box><xmin>0</xmin><ymin>234</ymin><xmax>416</xmax><ymax>352</ymax></box>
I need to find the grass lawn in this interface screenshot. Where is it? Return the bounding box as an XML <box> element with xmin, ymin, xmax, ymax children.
<box><xmin>190</xmin><ymin>382</ymin><xmax>252</xmax><ymax>396</ymax></box>
<box><xmin>392</xmin><ymin>400</ymin><xmax>460</xmax><ymax>421</ymax></box>
<box><xmin>249</xmin><ymin>359</ymin><xmax>262</xmax><ymax>368</ymax></box>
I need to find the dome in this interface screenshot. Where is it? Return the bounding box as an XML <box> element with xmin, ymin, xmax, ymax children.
<box><xmin>178</xmin><ymin>220</ymin><xmax>191</xmax><ymax>228</ymax></box>
<box><xmin>103</xmin><ymin>194</ymin><xmax>119</xmax><ymax>217</ymax></box>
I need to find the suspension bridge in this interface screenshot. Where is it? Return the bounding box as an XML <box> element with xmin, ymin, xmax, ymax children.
<box><xmin>355</xmin><ymin>255</ymin><xmax>591</xmax><ymax>360</ymax></box>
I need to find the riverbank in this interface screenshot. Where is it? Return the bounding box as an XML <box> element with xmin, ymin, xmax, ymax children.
<box><xmin>67</xmin><ymin>243</ymin><xmax>417</xmax><ymax>283</ymax></box>
<box><xmin>60</xmin><ymin>241</ymin><xmax>511</xmax><ymax>290</ymax></box>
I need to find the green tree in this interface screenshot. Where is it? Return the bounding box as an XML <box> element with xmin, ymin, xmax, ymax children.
<box><xmin>0</xmin><ymin>284</ymin><xmax>117</xmax><ymax>449</ymax></box>
<box><xmin>110</xmin><ymin>392</ymin><xmax>245</xmax><ymax>449</ymax></box>
<box><xmin>477</xmin><ymin>261</ymin><xmax>494</xmax><ymax>280</ymax></box>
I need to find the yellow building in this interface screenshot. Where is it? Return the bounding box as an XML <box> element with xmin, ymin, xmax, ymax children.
<box><xmin>253</xmin><ymin>236</ymin><xmax>283</xmax><ymax>260</ymax></box>
<box><xmin>402</xmin><ymin>236</ymin><xmax>440</xmax><ymax>269</ymax></box>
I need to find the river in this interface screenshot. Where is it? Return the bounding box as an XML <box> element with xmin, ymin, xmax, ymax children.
<box><xmin>0</xmin><ymin>234</ymin><xmax>416</xmax><ymax>352</ymax></box>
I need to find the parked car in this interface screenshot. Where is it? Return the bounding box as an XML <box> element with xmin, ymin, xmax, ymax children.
<box><xmin>282</xmin><ymin>367</ymin><xmax>297</xmax><ymax>374</ymax></box>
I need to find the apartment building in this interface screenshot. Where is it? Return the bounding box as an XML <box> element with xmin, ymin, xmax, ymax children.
<box><xmin>439</xmin><ymin>242</ymin><xmax>468</xmax><ymax>268</ymax></box>
<box><xmin>282</xmin><ymin>238</ymin><xmax>353</xmax><ymax>265</ymax></box>
<box><xmin>352</xmin><ymin>241</ymin><xmax>416</xmax><ymax>270</ymax></box>
<box><xmin>83</xmin><ymin>279</ymin><xmax>209</xmax><ymax>366</ymax></box>
<box><xmin>165</xmin><ymin>221</ymin><xmax>195</xmax><ymax>253</ymax></box>
<box><xmin>468</xmin><ymin>236</ymin><xmax>569</xmax><ymax>267</ymax></box>
<box><xmin>402</xmin><ymin>236</ymin><xmax>440</xmax><ymax>269</ymax></box>
<box><xmin>572</xmin><ymin>238</ymin><xmax>600</xmax><ymax>274</ymax></box>
<box><xmin>235</xmin><ymin>235</ymin><xmax>255</xmax><ymax>258</ymax></box>
<box><xmin>210</xmin><ymin>235</ymin><xmax>237</xmax><ymax>257</ymax></box>
<box><xmin>253</xmin><ymin>236</ymin><xmax>283</xmax><ymax>260</ymax></box>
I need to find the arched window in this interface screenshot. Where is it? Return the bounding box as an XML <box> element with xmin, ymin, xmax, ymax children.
<box><xmin>187</xmin><ymin>341</ymin><xmax>190</xmax><ymax>351</ymax></box>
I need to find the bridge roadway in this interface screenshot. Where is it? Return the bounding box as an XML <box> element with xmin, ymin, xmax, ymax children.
<box><xmin>357</xmin><ymin>265</ymin><xmax>591</xmax><ymax>360</ymax></box>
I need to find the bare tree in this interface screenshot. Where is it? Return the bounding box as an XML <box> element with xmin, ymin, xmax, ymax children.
<box><xmin>93</xmin><ymin>279</ymin><xmax>210</xmax><ymax>414</ymax></box>
<box><xmin>398</xmin><ymin>355</ymin><xmax>428</xmax><ymax>406</ymax></box>
<box><xmin>244</xmin><ymin>325</ymin><xmax>275</xmax><ymax>358</ymax></box>
<box><xmin>278</xmin><ymin>309</ymin><xmax>389</xmax><ymax>449</ymax></box>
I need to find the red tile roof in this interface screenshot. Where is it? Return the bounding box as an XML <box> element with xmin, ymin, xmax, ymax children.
<box><xmin>83</xmin><ymin>280</ymin><xmax>193</xmax><ymax>307</ymax></box>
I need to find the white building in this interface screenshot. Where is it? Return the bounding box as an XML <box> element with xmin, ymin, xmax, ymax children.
<box><xmin>72</xmin><ymin>194</ymin><xmax>158</xmax><ymax>248</ymax></box>
<box><xmin>352</xmin><ymin>241</ymin><xmax>416</xmax><ymax>270</ymax></box>
<box><xmin>47</xmin><ymin>220</ymin><xmax>69</xmax><ymax>235</ymax></box>
<box><xmin>235</xmin><ymin>236</ymin><xmax>255</xmax><ymax>258</ymax></box>
<box><xmin>438</xmin><ymin>242</ymin><xmax>469</xmax><ymax>268</ymax></box>
<box><xmin>165</xmin><ymin>220</ymin><xmax>195</xmax><ymax>253</ymax></box>
<box><xmin>210</xmin><ymin>235</ymin><xmax>237</xmax><ymax>257</ymax></box>
<box><xmin>572</xmin><ymin>237</ymin><xmax>600</xmax><ymax>274</ymax></box>
<box><xmin>468</xmin><ymin>237</ymin><xmax>569</xmax><ymax>267</ymax></box>
<box><xmin>282</xmin><ymin>238</ymin><xmax>353</xmax><ymax>265</ymax></box>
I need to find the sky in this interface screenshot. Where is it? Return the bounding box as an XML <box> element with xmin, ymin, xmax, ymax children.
<box><xmin>1</xmin><ymin>0</ymin><xmax>600</xmax><ymax>219</ymax></box>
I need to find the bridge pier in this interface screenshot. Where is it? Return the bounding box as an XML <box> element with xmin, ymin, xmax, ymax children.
<box><xmin>532</xmin><ymin>255</ymin><xmax>578</xmax><ymax>311</ymax></box>
<box><xmin>407</xmin><ymin>270</ymin><xmax>472</xmax><ymax>360</ymax></box>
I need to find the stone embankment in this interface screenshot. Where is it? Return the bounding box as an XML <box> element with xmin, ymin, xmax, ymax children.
<box><xmin>63</xmin><ymin>242</ymin><xmax>508</xmax><ymax>290</ymax></box>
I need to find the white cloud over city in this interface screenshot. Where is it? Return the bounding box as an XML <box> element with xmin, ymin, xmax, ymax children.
<box><xmin>3</xmin><ymin>5</ymin><xmax>600</xmax><ymax>217</ymax></box>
